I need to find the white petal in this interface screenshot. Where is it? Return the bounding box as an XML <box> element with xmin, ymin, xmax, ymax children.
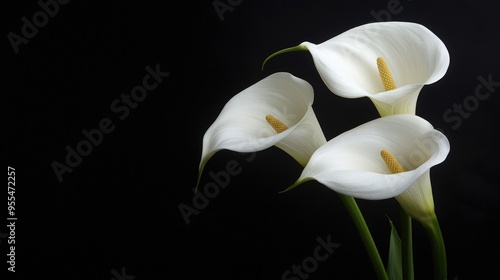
<box><xmin>198</xmin><ymin>72</ymin><xmax>327</xmax><ymax>184</ymax></box>
<box><xmin>296</xmin><ymin>114</ymin><xmax>450</xmax><ymax>200</ymax></box>
<box><xmin>301</xmin><ymin>21</ymin><xmax>450</xmax><ymax>115</ymax></box>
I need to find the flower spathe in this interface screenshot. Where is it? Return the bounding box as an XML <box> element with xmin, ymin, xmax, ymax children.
<box><xmin>196</xmin><ymin>72</ymin><xmax>327</xmax><ymax>191</ymax></box>
<box><xmin>396</xmin><ymin>169</ymin><xmax>436</xmax><ymax>225</ymax></box>
<box><xmin>286</xmin><ymin>114</ymin><xmax>450</xmax><ymax>200</ymax></box>
<box><xmin>265</xmin><ymin>21</ymin><xmax>450</xmax><ymax>116</ymax></box>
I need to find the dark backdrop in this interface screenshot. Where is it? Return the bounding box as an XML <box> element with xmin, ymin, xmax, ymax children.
<box><xmin>4</xmin><ymin>1</ymin><xmax>500</xmax><ymax>279</ymax></box>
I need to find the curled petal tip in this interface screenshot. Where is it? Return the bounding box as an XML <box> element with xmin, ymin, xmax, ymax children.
<box><xmin>261</xmin><ymin>44</ymin><xmax>309</xmax><ymax>71</ymax></box>
<box><xmin>278</xmin><ymin>177</ymin><xmax>312</xmax><ymax>194</ymax></box>
<box><xmin>194</xmin><ymin>177</ymin><xmax>201</xmax><ymax>194</ymax></box>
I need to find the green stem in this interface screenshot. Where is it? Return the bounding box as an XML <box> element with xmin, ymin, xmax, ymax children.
<box><xmin>338</xmin><ymin>194</ymin><xmax>389</xmax><ymax>280</ymax></box>
<box><xmin>400</xmin><ymin>207</ymin><xmax>414</xmax><ymax>280</ymax></box>
<box><xmin>422</xmin><ymin>216</ymin><xmax>447</xmax><ymax>280</ymax></box>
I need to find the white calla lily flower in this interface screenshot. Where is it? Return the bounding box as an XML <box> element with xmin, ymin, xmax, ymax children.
<box><xmin>196</xmin><ymin>72</ymin><xmax>327</xmax><ymax>191</ymax></box>
<box><xmin>286</xmin><ymin>114</ymin><xmax>450</xmax><ymax>201</ymax></box>
<box><xmin>264</xmin><ymin>21</ymin><xmax>450</xmax><ymax>116</ymax></box>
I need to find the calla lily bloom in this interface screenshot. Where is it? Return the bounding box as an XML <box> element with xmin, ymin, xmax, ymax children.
<box><xmin>196</xmin><ymin>72</ymin><xmax>327</xmax><ymax>191</ymax></box>
<box><xmin>286</xmin><ymin>114</ymin><xmax>450</xmax><ymax>201</ymax></box>
<box><xmin>263</xmin><ymin>21</ymin><xmax>450</xmax><ymax>116</ymax></box>
<box><xmin>379</xmin><ymin>127</ymin><xmax>449</xmax><ymax>280</ymax></box>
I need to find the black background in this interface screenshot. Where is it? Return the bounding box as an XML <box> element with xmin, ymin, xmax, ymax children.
<box><xmin>3</xmin><ymin>0</ymin><xmax>500</xmax><ymax>279</ymax></box>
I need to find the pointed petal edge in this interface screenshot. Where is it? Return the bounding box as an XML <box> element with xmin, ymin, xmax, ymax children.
<box><xmin>278</xmin><ymin>177</ymin><xmax>313</xmax><ymax>194</ymax></box>
<box><xmin>262</xmin><ymin>44</ymin><xmax>309</xmax><ymax>70</ymax></box>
